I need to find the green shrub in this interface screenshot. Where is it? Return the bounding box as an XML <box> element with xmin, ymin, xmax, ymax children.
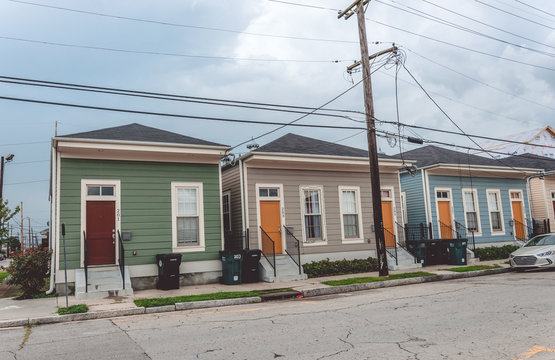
<box><xmin>6</xmin><ymin>247</ymin><xmax>52</xmax><ymax>298</ymax></box>
<box><xmin>58</xmin><ymin>304</ymin><xmax>88</xmax><ymax>315</ymax></box>
<box><xmin>473</xmin><ymin>245</ymin><xmax>519</xmax><ymax>261</ymax></box>
<box><xmin>302</xmin><ymin>257</ymin><xmax>379</xmax><ymax>278</ymax></box>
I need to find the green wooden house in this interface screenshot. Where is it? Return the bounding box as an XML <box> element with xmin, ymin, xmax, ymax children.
<box><xmin>49</xmin><ymin>123</ymin><xmax>229</xmax><ymax>298</ymax></box>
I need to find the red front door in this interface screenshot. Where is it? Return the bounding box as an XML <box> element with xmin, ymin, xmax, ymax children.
<box><xmin>86</xmin><ymin>201</ymin><xmax>116</xmax><ymax>265</ymax></box>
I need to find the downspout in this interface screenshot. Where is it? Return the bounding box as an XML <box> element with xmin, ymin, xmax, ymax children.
<box><xmin>46</xmin><ymin>140</ymin><xmax>57</xmax><ymax>295</ymax></box>
<box><xmin>239</xmin><ymin>159</ymin><xmax>246</xmax><ymax>249</ymax></box>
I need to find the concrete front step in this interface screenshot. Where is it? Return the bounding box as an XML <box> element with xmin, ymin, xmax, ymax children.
<box><xmin>260</xmin><ymin>256</ymin><xmax>308</xmax><ymax>283</ymax></box>
<box><xmin>75</xmin><ymin>266</ymin><xmax>133</xmax><ymax>300</ymax></box>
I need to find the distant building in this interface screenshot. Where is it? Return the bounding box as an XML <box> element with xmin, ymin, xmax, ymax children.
<box><xmin>474</xmin><ymin>126</ymin><xmax>554</xmax><ymax>159</ymax></box>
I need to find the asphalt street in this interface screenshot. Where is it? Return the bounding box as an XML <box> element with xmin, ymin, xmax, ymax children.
<box><xmin>0</xmin><ymin>270</ymin><xmax>554</xmax><ymax>360</ymax></box>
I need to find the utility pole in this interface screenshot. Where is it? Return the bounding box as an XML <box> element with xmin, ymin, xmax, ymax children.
<box><xmin>339</xmin><ymin>0</ymin><xmax>394</xmax><ymax>276</ymax></box>
<box><xmin>28</xmin><ymin>218</ymin><xmax>31</xmax><ymax>248</ymax></box>
<box><xmin>20</xmin><ymin>202</ymin><xmax>23</xmax><ymax>249</ymax></box>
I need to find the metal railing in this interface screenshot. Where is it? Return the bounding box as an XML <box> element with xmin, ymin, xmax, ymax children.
<box><xmin>529</xmin><ymin>218</ymin><xmax>550</xmax><ymax>238</ymax></box>
<box><xmin>383</xmin><ymin>227</ymin><xmax>398</xmax><ymax>266</ymax></box>
<box><xmin>117</xmin><ymin>230</ymin><xmax>125</xmax><ymax>290</ymax></box>
<box><xmin>83</xmin><ymin>230</ymin><xmax>88</xmax><ymax>293</ymax></box>
<box><xmin>224</xmin><ymin>229</ymin><xmax>250</xmax><ymax>250</ymax></box>
<box><xmin>512</xmin><ymin>218</ymin><xmax>529</xmax><ymax>240</ymax></box>
<box><xmin>402</xmin><ymin>222</ymin><xmax>432</xmax><ymax>241</ymax></box>
<box><xmin>395</xmin><ymin>222</ymin><xmax>417</xmax><ymax>264</ymax></box>
<box><xmin>260</xmin><ymin>227</ymin><xmax>276</xmax><ymax>278</ymax></box>
<box><xmin>284</xmin><ymin>226</ymin><xmax>302</xmax><ymax>275</ymax></box>
<box><xmin>454</xmin><ymin>221</ymin><xmax>475</xmax><ymax>252</ymax></box>
<box><xmin>439</xmin><ymin>221</ymin><xmax>457</xmax><ymax>239</ymax></box>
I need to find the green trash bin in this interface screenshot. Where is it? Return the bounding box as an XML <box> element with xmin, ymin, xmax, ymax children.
<box><xmin>447</xmin><ymin>239</ymin><xmax>467</xmax><ymax>265</ymax></box>
<box><xmin>407</xmin><ymin>241</ymin><xmax>427</xmax><ymax>265</ymax></box>
<box><xmin>219</xmin><ymin>250</ymin><xmax>243</xmax><ymax>285</ymax></box>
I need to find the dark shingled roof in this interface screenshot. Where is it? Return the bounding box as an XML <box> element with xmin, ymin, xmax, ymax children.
<box><xmin>253</xmin><ymin>133</ymin><xmax>394</xmax><ymax>159</ymax></box>
<box><xmin>60</xmin><ymin>123</ymin><xmax>227</xmax><ymax>147</ymax></box>
<box><xmin>391</xmin><ymin>145</ymin><xmax>507</xmax><ymax>168</ymax></box>
<box><xmin>503</xmin><ymin>153</ymin><xmax>555</xmax><ymax>171</ymax></box>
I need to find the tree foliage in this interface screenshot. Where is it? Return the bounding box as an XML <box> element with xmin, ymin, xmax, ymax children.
<box><xmin>6</xmin><ymin>247</ymin><xmax>52</xmax><ymax>298</ymax></box>
<box><xmin>0</xmin><ymin>199</ymin><xmax>20</xmax><ymax>241</ymax></box>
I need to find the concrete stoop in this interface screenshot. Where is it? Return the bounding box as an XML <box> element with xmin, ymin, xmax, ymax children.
<box><xmin>387</xmin><ymin>247</ymin><xmax>422</xmax><ymax>271</ymax></box>
<box><xmin>75</xmin><ymin>266</ymin><xmax>133</xmax><ymax>300</ymax></box>
<box><xmin>260</xmin><ymin>255</ymin><xmax>308</xmax><ymax>282</ymax></box>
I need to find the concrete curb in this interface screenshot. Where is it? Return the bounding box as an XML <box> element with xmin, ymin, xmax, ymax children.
<box><xmin>0</xmin><ymin>268</ymin><xmax>509</xmax><ymax>329</ymax></box>
<box><xmin>175</xmin><ymin>296</ymin><xmax>261</xmax><ymax>310</ymax></box>
<box><xmin>301</xmin><ymin>268</ymin><xmax>510</xmax><ymax>297</ymax></box>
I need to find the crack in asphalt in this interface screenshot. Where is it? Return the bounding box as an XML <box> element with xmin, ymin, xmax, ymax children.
<box><xmin>196</xmin><ymin>348</ymin><xmax>222</xmax><ymax>359</ymax></box>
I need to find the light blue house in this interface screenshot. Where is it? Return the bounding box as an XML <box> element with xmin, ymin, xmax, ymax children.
<box><xmin>395</xmin><ymin>146</ymin><xmax>541</xmax><ymax>246</ymax></box>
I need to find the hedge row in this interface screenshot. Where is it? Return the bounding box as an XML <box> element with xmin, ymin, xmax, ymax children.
<box><xmin>473</xmin><ymin>245</ymin><xmax>519</xmax><ymax>261</ymax></box>
<box><xmin>302</xmin><ymin>257</ymin><xmax>379</xmax><ymax>278</ymax></box>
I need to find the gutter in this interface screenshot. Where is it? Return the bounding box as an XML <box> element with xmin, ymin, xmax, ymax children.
<box><xmin>46</xmin><ymin>139</ymin><xmax>57</xmax><ymax>295</ymax></box>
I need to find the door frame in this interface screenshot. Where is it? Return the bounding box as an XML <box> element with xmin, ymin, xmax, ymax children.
<box><xmin>380</xmin><ymin>186</ymin><xmax>397</xmax><ymax>246</ymax></box>
<box><xmin>434</xmin><ymin>187</ymin><xmax>454</xmax><ymax>237</ymax></box>
<box><xmin>80</xmin><ymin>179</ymin><xmax>121</xmax><ymax>267</ymax></box>
<box><xmin>255</xmin><ymin>183</ymin><xmax>285</xmax><ymax>254</ymax></box>
<box><xmin>508</xmin><ymin>189</ymin><xmax>526</xmax><ymax>240</ymax></box>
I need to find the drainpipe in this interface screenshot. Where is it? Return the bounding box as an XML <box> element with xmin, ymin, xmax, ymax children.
<box><xmin>239</xmin><ymin>159</ymin><xmax>246</xmax><ymax>249</ymax></box>
<box><xmin>46</xmin><ymin>141</ymin><xmax>57</xmax><ymax>295</ymax></box>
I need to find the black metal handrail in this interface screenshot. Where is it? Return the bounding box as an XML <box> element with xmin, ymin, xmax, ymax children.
<box><xmin>512</xmin><ymin>218</ymin><xmax>529</xmax><ymax>240</ymax></box>
<box><xmin>395</xmin><ymin>222</ymin><xmax>417</xmax><ymax>264</ymax></box>
<box><xmin>284</xmin><ymin>226</ymin><xmax>302</xmax><ymax>275</ymax></box>
<box><xmin>383</xmin><ymin>227</ymin><xmax>398</xmax><ymax>266</ymax></box>
<box><xmin>439</xmin><ymin>221</ymin><xmax>457</xmax><ymax>239</ymax></box>
<box><xmin>260</xmin><ymin>226</ymin><xmax>276</xmax><ymax>278</ymax></box>
<box><xmin>83</xmin><ymin>230</ymin><xmax>88</xmax><ymax>293</ymax></box>
<box><xmin>117</xmin><ymin>230</ymin><xmax>125</xmax><ymax>290</ymax></box>
<box><xmin>454</xmin><ymin>221</ymin><xmax>475</xmax><ymax>252</ymax></box>
<box><xmin>224</xmin><ymin>229</ymin><xmax>250</xmax><ymax>250</ymax></box>
<box><xmin>402</xmin><ymin>222</ymin><xmax>432</xmax><ymax>241</ymax></box>
<box><xmin>528</xmin><ymin>218</ymin><xmax>550</xmax><ymax>238</ymax></box>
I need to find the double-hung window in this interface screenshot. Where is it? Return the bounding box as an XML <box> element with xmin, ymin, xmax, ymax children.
<box><xmin>339</xmin><ymin>186</ymin><xmax>363</xmax><ymax>242</ymax></box>
<box><xmin>301</xmin><ymin>186</ymin><xmax>325</xmax><ymax>243</ymax></box>
<box><xmin>222</xmin><ymin>192</ymin><xmax>231</xmax><ymax>232</ymax></box>
<box><xmin>462</xmin><ymin>189</ymin><xmax>480</xmax><ymax>234</ymax></box>
<box><xmin>172</xmin><ymin>182</ymin><xmax>204</xmax><ymax>252</ymax></box>
<box><xmin>487</xmin><ymin>190</ymin><xmax>503</xmax><ymax>232</ymax></box>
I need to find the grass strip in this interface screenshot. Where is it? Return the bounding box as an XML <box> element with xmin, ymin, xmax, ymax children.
<box><xmin>322</xmin><ymin>271</ymin><xmax>436</xmax><ymax>286</ymax></box>
<box><xmin>134</xmin><ymin>288</ymin><xmax>294</xmax><ymax>308</ymax></box>
<box><xmin>445</xmin><ymin>265</ymin><xmax>501</xmax><ymax>272</ymax></box>
<box><xmin>58</xmin><ymin>304</ymin><xmax>88</xmax><ymax>315</ymax></box>
<box><xmin>0</xmin><ymin>271</ymin><xmax>8</xmax><ymax>284</ymax></box>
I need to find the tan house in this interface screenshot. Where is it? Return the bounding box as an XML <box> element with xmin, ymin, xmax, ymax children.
<box><xmin>505</xmin><ymin>153</ymin><xmax>555</xmax><ymax>234</ymax></box>
<box><xmin>222</xmin><ymin>134</ymin><xmax>418</xmax><ymax>282</ymax></box>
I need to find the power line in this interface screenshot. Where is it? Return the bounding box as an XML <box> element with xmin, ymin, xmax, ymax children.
<box><xmin>2</xmin><ymin>74</ymin><xmax>552</xmax><ymax>150</ymax></box>
<box><xmin>0</xmin><ymin>35</ymin><xmax>350</xmax><ymax>64</ymax></box>
<box><xmin>366</xmin><ymin>18</ymin><xmax>555</xmax><ymax>71</ymax></box>
<box><xmin>376</xmin><ymin>0</ymin><xmax>555</xmax><ymax>57</ymax></box>
<box><xmin>419</xmin><ymin>0</ymin><xmax>555</xmax><ymax>50</ymax></box>
<box><xmin>474</xmin><ymin>0</ymin><xmax>555</xmax><ymax>30</ymax></box>
<box><xmin>4</xmin><ymin>179</ymin><xmax>49</xmax><ymax>185</ymax></box>
<box><xmin>7</xmin><ymin>0</ymin><xmax>358</xmax><ymax>45</ymax></box>
<box><xmin>512</xmin><ymin>0</ymin><xmax>555</xmax><ymax>19</ymax></box>
<box><xmin>404</xmin><ymin>47</ymin><xmax>555</xmax><ymax>111</ymax></box>
<box><xmin>0</xmin><ymin>140</ymin><xmax>50</xmax><ymax>147</ymax></box>
<box><xmin>266</xmin><ymin>0</ymin><xmax>342</xmax><ymax>12</ymax></box>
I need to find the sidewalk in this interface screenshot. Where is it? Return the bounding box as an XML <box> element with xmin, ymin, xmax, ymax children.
<box><xmin>0</xmin><ymin>260</ymin><xmax>509</xmax><ymax>325</ymax></box>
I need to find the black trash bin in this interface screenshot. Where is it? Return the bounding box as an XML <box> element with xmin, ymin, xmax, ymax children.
<box><xmin>406</xmin><ymin>240</ymin><xmax>426</xmax><ymax>265</ymax></box>
<box><xmin>426</xmin><ymin>240</ymin><xmax>448</xmax><ymax>265</ymax></box>
<box><xmin>220</xmin><ymin>250</ymin><xmax>243</xmax><ymax>285</ymax></box>
<box><xmin>156</xmin><ymin>253</ymin><xmax>182</xmax><ymax>290</ymax></box>
<box><xmin>242</xmin><ymin>249</ymin><xmax>262</xmax><ymax>283</ymax></box>
<box><xmin>446</xmin><ymin>239</ymin><xmax>467</xmax><ymax>265</ymax></box>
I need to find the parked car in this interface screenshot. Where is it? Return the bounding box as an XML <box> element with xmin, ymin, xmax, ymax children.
<box><xmin>510</xmin><ymin>233</ymin><xmax>555</xmax><ymax>271</ymax></box>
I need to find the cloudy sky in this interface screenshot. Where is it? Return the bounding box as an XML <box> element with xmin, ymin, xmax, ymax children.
<box><xmin>0</xmin><ymin>0</ymin><xmax>553</xmax><ymax>239</ymax></box>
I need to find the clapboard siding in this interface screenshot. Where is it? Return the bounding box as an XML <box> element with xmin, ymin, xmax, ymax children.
<box><xmin>400</xmin><ymin>171</ymin><xmax>427</xmax><ymax>226</ymax></box>
<box><xmin>59</xmin><ymin>158</ymin><xmax>222</xmax><ymax>269</ymax></box>
<box><xmin>244</xmin><ymin>167</ymin><xmax>404</xmax><ymax>255</ymax></box>
<box><xmin>428</xmin><ymin>174</ymin><xmax>529</xmax><ymax>243</ymax></box>
<box><xmin>221</xmin><ymin>165</ymin><xmax>245</xmax><ymax>249</ymax></box>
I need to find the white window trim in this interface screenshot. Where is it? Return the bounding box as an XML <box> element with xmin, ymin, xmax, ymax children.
<box><xmin>461</xmin><ymin>188</ymin><xmax>482</xmax><ymax>236</ymax></box>
<box><xmin>171</xmin><ymin>182</ymin><xmax>205</xmax><ymax>253</ymax></box>
<box><xmin>222</xmin><ymin>191</ymin><xmax>231</xmax><ymax>232</ymax></box>
<box><xmin>299</xmin><ymin>185</ymin><xmax>327</xmax><ymax>246</ymax></box>
<box><xmin>255</xmin><ymin>184</ymin><xmax>286</xmax><ymax>253</ymax></box>
<box><xmin>338</xmin><ymin>186</ymin><xmax>364</xmax><ymax>244</ymax></box>
<box><xmin>434</xmin><ymin>187</ymin><xmax>454</xmax><ymax>237</ymax></box>
<box><xmin>400</xmin><ymin>191</ymin><xmax>407</xmax><ymax>226</ymax></box>
<box><xmin>486</xmin><ymin>189</ymin><xmax>505</xmax><ymax>235</ymax></box>
<box><xmin>80</xmin><ymin>179</ymin><xmax>121</xmax><ymax>267</ymax></box>
<box><xmin>508</xmin><ymin>189</ymin><xmax>527</xmax><ymax>239</ymax></box>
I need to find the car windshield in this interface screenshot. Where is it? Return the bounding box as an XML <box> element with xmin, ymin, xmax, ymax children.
<box><xmin>524</xmin><ymin>234</ymin><xmax>555</xmax><ymax>247</ymax></box>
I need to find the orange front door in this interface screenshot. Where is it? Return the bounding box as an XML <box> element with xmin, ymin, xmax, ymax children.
<box><xmin>438</xmin><ymin>201</ymin><xmax>453</xmax><ymax>239</ymax></box>
<box><xmin>512</xmin><ymin>201</ymin><xmax>525</xmax><ymax>239</ymax></box>
<box><xmin>381</xmin><ymin>201</ymin><xmax>395</xmax><ymax>247</ymax></box>
<box><xmin>260</xmin><ymin>201</ymin><xmax>282</xmax><ymax>254</ymax></box>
